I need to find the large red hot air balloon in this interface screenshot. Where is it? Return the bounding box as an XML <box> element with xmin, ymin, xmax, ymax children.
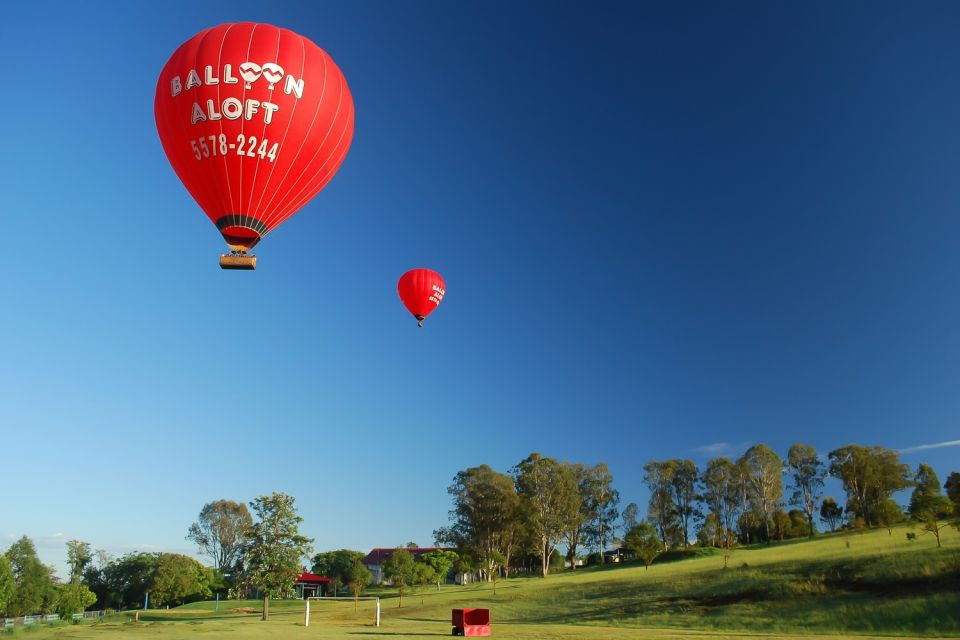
<box><xmin>154</xmin><ymin>23</ymin><xmax>355</xmax><ymax>269</ymax></box>
<box><xmin>398</xmin><ymin>269</ymin><xmax>446</xmax><ymax>327</ymax></box>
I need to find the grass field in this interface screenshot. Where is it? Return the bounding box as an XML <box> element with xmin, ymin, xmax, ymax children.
<box><xmin>11</xmin><ymin>524</ymin><xmax>960</xmax><ymax>639</ymax></box>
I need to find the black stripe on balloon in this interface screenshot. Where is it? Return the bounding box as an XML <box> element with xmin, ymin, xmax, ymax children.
<box><xmin>215</xmin><ymin>214</ymin><xmax>270</xmax><ymax>236</ymax></box>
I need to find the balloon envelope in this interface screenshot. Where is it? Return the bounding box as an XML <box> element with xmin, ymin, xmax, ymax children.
<box><xmin>398</xmin><ymin>269</ymin><xmax>446</xmax><ymax>326</ymax></box>
<box><xmin>154</xmin><ymin>22</ymin><xmax>355</xmax><ymax>253</ymax></box>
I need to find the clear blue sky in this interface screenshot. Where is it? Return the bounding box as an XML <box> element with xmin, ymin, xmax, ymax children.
<box><xmin>2</xmin><ymin>1</ymin><xmax>959</xmax><ymax>577</ymax></box>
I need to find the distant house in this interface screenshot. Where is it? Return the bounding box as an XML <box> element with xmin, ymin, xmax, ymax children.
<box><xmin>294</xmin><ymin>572</ymin><xmax>331</xmax><ymax>598</ymax></box>
<box><xmin>602</xmin><ymin>547</ymin><xmax>635</xmax><ymax>563</ymax></box>
<box><xmin>362</xmin><ymin>547</ymin><xmax>456</xmax><ymax>584</ymax></box>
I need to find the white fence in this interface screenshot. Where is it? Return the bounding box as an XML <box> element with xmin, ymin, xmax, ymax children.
<box><xmin>1</xmin><ymin>610</ymin><xmax>107</xmax><ymax>629</ymax></box>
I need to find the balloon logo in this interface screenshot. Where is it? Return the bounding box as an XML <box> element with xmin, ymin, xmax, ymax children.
<box><xmin>154</xmin><ymin>23</ymin><xmax>355</xmax><ymax>269</ymax></box>
<box><xmin>398</xmin><ymin>269</ymin><xmax>446</xmax><ymax>328</ymax></box>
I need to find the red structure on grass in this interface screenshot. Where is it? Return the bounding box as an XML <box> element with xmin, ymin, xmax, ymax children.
<box><xmin>452</xmin><ymin>608</ymin><xmax>490</xmax><ymax>636</ymax></box>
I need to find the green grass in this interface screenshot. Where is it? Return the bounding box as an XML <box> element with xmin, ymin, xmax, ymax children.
<box><xmin>11</xmin><ymin>523</ymin><xmax>960</xmax><ymax>639</ymax></box>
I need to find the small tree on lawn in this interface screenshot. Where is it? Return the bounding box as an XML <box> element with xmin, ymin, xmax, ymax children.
<box><xmin>909</xmin><ymin>464</ymin><xmax>954</xmax><ymax>548</ymax></box>
<box><xmin>245</xmin><ymin>492</ymin><xmax>313</xmax><ymax>620</ymax></box>
<box><xmin>55</xmin><ymin>582</ymin><xmax>97</xmax><ymax>618</ymax></box>
<box><xmin>876</xmin><ymin>499</ymin><xmax>905</xmax><ymax>535</ymax></box>
<box><xmin>624</xmin><ymin>522</ymin><xmax>661</xmax><ymax>570</ymax></box>
<box><xmin>347</xmin><ymin>562</ymin><xmax>372</xmax><ymax>612</ymax></box>
<box><xmin>413</xmin><ymin>562</ymin><xmax>435</xmax><ymax>605</ymax></box>
<box><xmin>912</xmin><ymin>496</ymin><xmax>954</xmax><ymax>548</ymax></box>
<box><xmin>421</xmin><ymin>550</ymin><xmax>457</xmax><ymax>591</ymax></box>
<box><xmin>382</xmin><ymin>549</ymin><xmax>415</xmax><ymax>608</ymax></box>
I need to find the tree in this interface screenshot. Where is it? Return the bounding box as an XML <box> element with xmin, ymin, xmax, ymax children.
<box><xmin>701</xmin><ymin>457</ymin><xmax>740</xmax><ymax>549</ymax></box>
<box><xmin>771</xmin><ymin>510</ymin><xmax>791</xmax><ymax>542</ymax></box>
<box><xmin>4</xmin><ymin>536</ymin><xmax>56</xmax><ymax>616</ymax></box>
<box><xmin>513</xmin><ymin>453</ymin><xmax>579</xmax><ymax>577</ymax></box>
<box><xmin>436</xmin><ymin>464</ymin><xmax>522</xmax><ymax>581</ymax></box>
<box><xmin>787</xmin><ymin>509</ymin><xmax>811</xmax><ymax>538</ymax></box>
<box><xmin>738</xmin><ymin>445</ymin><xmax>784</xmax><ymax>542</ymax></box>
<box><xmin>0</xmin><ymin>557</ymin><xmax>14</xmax><ymax>615</ymax></box>
<box><xmin>347</xmin><ymin>561</ymin><xmax>372</xmax><ymax>611</ymax></box>
<box><xmin>623</xmin><ymin>522</ymin><xmax>661</xmax><ymax>569</ymax></box>
<box><xmin>311</xmin><ymin>550</ymin><xmax>365</xmax><ymax>595</ymax></box>
<box><xmin>907</xmin><ymin>465</ymin><xmax>953</xmax><ymax>548</ymax></box>
<box><xmin>489</xmin><ymin>551</ymin><xmax>506</xmax><ymax>595</ymax></box>
<box><xmin>876</xmin><ymin>498</ymin><xmax>905</xmax><ymax>535</ymax></box>
<box><xmin>420</xmin><ymin>550</ymin><xmax>457</xmax><ymax>591</ymax></box>
<box><xmin>413</xmin><ymin>562</ymin><xmax>435</xmax><ymax>605</ymax></box>
<box><xmin>382</xmin><ymin>549</ymin><xmax>415</xmax><ymax>608</ymax></box>
<box><xmin>820</xmin><ymin>498</ymin><xmax>844</xmax><ymax>532</ymax></box>
<box><xmin>583</xmin><ymin>463</ymin><xmax>620</xmax><ymax>564</ymax></box>
<box><xmin>696</xmin><ymin>513</ymin><xmax>722</xmax><ymax>548</ymax></box>
<box><xmin>561</xmin><ymin>463</ymin><xmax>592</xmax><ymax>570</ymax></box>
<box><xmin>621</xmin><ymin>503</ymin><xmax>640</xmax><ymax>533</ymax></box>
<box><xmin>244</xmin><ymin>492</ymin><xmax>313</xmax><ymax>620</ymax></box>
<box><xmin>827</xmin><ymin>445</ymin><xmax>911</xmax><ymax>526</ymax></box>
<box><xmin>909</xmin><ymin>464</ymin><xmax>943</xmax><ymax>517</ymax></box>
<box><xmin>670</xmin><ymin>460</ymin><xmax>701</xmax><ymax>547</ymax></box>
<box><xmin>912</xmin><ymin>496</ymin><xmax>954</xmax><ymax>548</ymax></box>
<box><xmin>643</xmin><ymin>460</ymin><xmax>679</xmax><ymax>550</ymax></box>
<box><xmin>945</xmin><ymin>472</ymin><xmax>960</xmax><ymax>511</ymax></box>
<box><xmin>65</xmin><ymin>541</ymin><xmax>93</xmax><ymax>584</ymax></box>
<box><xmin>187</xmin><ymin>500</ymin><xmax>253</xmax><ymax>574</ymax></box>
<box><xmin>55</xmin><ymin>582</ymin><xmax>97</xmax><ymax>617</ymax></box>
<box><xmin>150</xmin><ymin>554</ymin><xmax>211</xmax><ymax>608</ymax></box>
<box><xmin>101</xmin><ymin>552</ymin><xmax>158</xmax><ymax>610</ymax></box>
<box><xmin>786</xmin><ymin>444</ymin><xmax>824</xmax><ymax>537</ymax></box>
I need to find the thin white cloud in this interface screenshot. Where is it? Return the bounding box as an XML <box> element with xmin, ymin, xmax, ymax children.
<box><xmin>695</xmin><ymin>442</ymin><xmax>733</xmax><ymax>455</ymax></box>
<box><xmin>899</xmin><ymin>439</ymin><xmax>960</xmax><ymax>454</ymax></box>
<box><xmin>693</xmin><ymin>441</ymin><xmax>751</xmax><ymax>456</ymax></box>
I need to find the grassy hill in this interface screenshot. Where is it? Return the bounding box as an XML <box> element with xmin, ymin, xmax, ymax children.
<box><xmin>13</xmin><ymin>523</ymin><xmax>960</xmax><ymax>639</ymax></box>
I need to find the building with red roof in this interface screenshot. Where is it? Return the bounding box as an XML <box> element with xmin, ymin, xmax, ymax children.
<box><xmin>361</xmin><ymin>547</ymin><xmax>455</xmax><ymax>584</ymax></box>
<box><xmin>295</xmin><ymin>572</ymin><xmax>331</xmax><ymax>598</ymax></box>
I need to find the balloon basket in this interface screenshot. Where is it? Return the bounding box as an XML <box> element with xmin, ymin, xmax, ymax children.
<box><xmin>219</xmin><ymin>254</ymin><xmax>257</xmax><ymax>270</ymax></box>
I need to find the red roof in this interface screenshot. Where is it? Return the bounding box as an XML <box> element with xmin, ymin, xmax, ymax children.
<box><xmin>296</xmin><ymin>572</ymin><xmax>331</xmax><ymax>583</ymax></box>
<box><xmin>361</xmin><ymin>547</ymin><xmax>454</xmax><ymax>565</ymax></box>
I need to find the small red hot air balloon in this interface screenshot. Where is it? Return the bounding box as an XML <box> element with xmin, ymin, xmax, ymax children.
<box><xmin>154</xmin><ymin>23</ymin><xmax>355</xmax><ymax>269</ymax></box>
<box><xmin>398</xmin><ymin>269</ymin><xmax>446</xmax><ymax>327</ymax></box>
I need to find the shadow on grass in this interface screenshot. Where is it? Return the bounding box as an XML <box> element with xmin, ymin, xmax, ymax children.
<box><xmin>346</xmin><ymin>634</ymin><xmax>448</xmax><ymax>637</ymax></box>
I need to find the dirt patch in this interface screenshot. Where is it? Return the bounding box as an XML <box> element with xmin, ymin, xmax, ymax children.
<box><xmin>232</xmin><ymin>607</ymin><xmax>258</xmax><ymax>614</ymax></box>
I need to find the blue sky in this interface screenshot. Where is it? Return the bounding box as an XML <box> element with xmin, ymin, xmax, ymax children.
<box><xmin>2</xmin><ymin>1</ymin><xmax>959</xmax><ymax>576</ymax></box>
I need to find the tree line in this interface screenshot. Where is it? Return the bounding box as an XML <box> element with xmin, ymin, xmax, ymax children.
<box><xmin>434</xmin><ymin>455</ymin><xmax>620</xmax><ymax>577</ymax></box>
<box><xmin>434</xmin><ymin>446</ymin><xmax>960</xmax><ymax>579</ymax></box>
<box><xmin>0</xmin><ymin>492</ymin><xmax>314</xmax><ymax>620</ymax></box>
<box><xmin>0</xmin><ymin>537</ymin><xmax>99</xmax><ymax>619</ymax></box>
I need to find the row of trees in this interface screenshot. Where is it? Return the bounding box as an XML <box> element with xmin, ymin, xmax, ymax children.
<box><xmin>434</xmin><ymin>454</ymin><xmax>620</xmax><ymax>578</ymax></box>
<box><xmin>381</xmin><ymin>549</ymin><xmax>459</xmax><ymax>606</ymax></box>
<box><xmin>1</xmin><ymin>492</ymin><xmax>315</xmax><ymax>620</ymax></box>
<box><xmin>643</xmin><ymin>444</ymin><xmax>958</xmax><ymax>550</ymax></box>
<box><xmin>435</xmin><ymin>446</ymin><xmax>959</xmax><ymax>580</ymax></box>
<box><xmin>0</xmin><ymin>537</ymin><xmax>97</xmax><ymax>618</ymax></box>
<box><xmin>80</xmin><ymin>546</ymin><xmax>222</xmax><ymax>610</ymax></box>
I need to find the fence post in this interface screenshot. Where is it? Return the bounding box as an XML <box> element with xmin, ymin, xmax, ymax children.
<box><xmin>304</xmin><ymin>598</ymin><xmax>310</xmax><ymax>627</ymax></box>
